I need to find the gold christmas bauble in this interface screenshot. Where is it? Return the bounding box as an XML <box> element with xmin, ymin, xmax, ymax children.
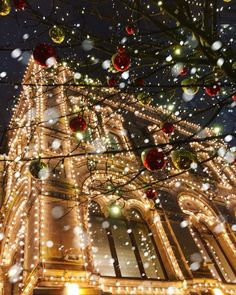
<box><xmin>0</xmin><ymin>0</ymin><xmax>11</xmax><ymax>16</ymax></box>
<box><xmin>181</xmin><ymin>77</ymin><xmax>199</xmax><ymax>95</ymax></box>
<box><xmin>49</xmin><ymin>25</ymin><xmax>65</xmax><ymax>44</ymax></box>
<box><xmin>171</xmin><ymin>149</ymin><xmax>197</xmax><ymax>170</ymax></box>
<box><xmin>137</xmin><ymin>92</ymin><xmax>152</xmax><ymax>105</ymax></box>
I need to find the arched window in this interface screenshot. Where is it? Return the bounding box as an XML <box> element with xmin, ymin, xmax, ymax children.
<box><xmin>88</xmin><ymin>202</ymin><xmax>166</xmax><ymax>279</ymax></box>
<box><xmin>178</xmin><ymin>195</ymin><xmax>236</xmax><ymax>282</ymax></box>
<box><xmin>106</xmin><ymin>133</ymin><xmax>122</xmax><ymax>151</ymax></box>
<box><xmin>191</xmin><ymin>223</ymin><xmax>236</xmax><ymax>282</ymax></box>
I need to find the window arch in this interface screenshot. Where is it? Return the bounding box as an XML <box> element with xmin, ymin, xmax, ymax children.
<box><xmin>178</xmin><ymin>194</ymin><xmax>236</xmax><ymax>282</ymax></box>
<box><xmin>88</xmin><ymin>202</ymin><xmax>166</xmax><ymax>279</ymax></box>
<box><xmin>106</xmin><ymin>132</ymin><xmax>122</xmax><ymax>151</ymax></box>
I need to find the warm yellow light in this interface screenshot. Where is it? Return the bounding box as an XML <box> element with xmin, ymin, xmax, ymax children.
<box><xmin>109</xmin><ymin>204</ymin><xmax>121</xmax><ymax>217</ymax></box>
<box><xmin>213</xmin><ymin>126</ymin><xmax>221</xmax><ymax>134</ymax></box>
<box><xmin>174</xmin><ymin>47</ymin><xmax>182</xmax><ymax>55</ymax></box>
<box><xmin>213</xmin><ymin>288</ymin><xmax>224</xmax><ymax>295</ymax></box>
<box><xmin>75</xmin><ymin>132</ymin><xmax>84</xmax><ymax>140</ymax></box>
<box><xmin>66</xmin><ymin>283</ymin><xmax>80</xmax><ymax>295</ymax></box>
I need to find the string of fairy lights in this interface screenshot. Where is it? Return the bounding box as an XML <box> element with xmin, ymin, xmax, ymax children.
<box><xmin>0</xmin><ymin>58</ymin><xmax>235</xmax><ymax>295</ymax></box>
<box><xmin>0</xmin><ymin>0</ymin><xmax>235</xmax><ymax>294</ymax></box>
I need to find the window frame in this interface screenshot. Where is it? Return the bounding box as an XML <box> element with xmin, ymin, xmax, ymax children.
<box><xmin>89</xmin><ymin>202</ymin><xmax>167</xmax><ymax>280</ymax></box>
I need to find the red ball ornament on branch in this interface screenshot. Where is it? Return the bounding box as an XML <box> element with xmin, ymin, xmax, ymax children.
<box><xmin>112</xmin><ymin>48</ymin><xmax>130</xmax><ymax>72</ymax></box>
<box><xmin>145</xmin><ymin>188</ymin><xmax>157</xmax><ymax>200</ymax></box>
<box><xmin>180</xmin><ymin>67</ymin><xmax>188</xmax><ymax>76</ymax></box>
<box><xmin>205</xmin><ymin>84</ymin><xmax>221</xmax><ymax>96</ymax></box>
<box><xmin>125</xmin><ymin>25</ymin><xmax>135</xmax><ymax>35</ymax></box>
<box><xmin>135</xmin><ymin>78</ymin><xmax>144</xmax><ymax>86</ymax></box>
<box><xmin>33</xmin><ymin>43</ymin><xmax>56</xmax><ymax>67</ymax></box>
<box><xmin>69</xmin><ymin>116</ymin><xmax>87</xmax><ymax>133</ymax></box>
<box><xmin>107</xmin><ymin>77</ymin><xmax>117</xmax><ymax>87</ymax></box>
<box><xmin>232</xmin><ymin>94</ymin><xmax>236</xmax><ymax>101</ymax></box>
<box><xmin>14</xmin><ymin>0</ymin><xmax>26</xmax><ymax>9</ymax></box>
<box><xmin>141</xmin><ymin>148</ymin><xmax>166</xmax><ymax>172</ymax></box>
<box><xmin>161</xmin><ymin>122</ymin><xmax>174</xmax><ymax>134</ymax></box>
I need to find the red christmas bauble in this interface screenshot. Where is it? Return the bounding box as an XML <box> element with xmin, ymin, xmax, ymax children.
<box><xmin>125</xmin><ymin>25</ymin><xmax>135</xmax><ymax>35</ymax></box>
<box><xmin>135</xmin><ymin>78</ymin><xmax>144</xmax><ymax>86</ymax></box>
<box><xmin>232</xmin><ymin>95</ymin><xmax>236</xmax><ymax>101</ymax></box>
<box><xmin>161</xmin><ymin>122</ymin><xmax>174</xmax><ymax>134</ymax></box>
<box><xmin>145</xmin><ymin>188</ymin><xmax>157</xmax><ymax>200</ymax></box>
<box><xmin>33</xmin><ymin>43</ymin><xmax>56</xmax><ymax>67</ymax></box>
<box><xmin>112</xmin><ymin>49</ymin><xmax>130</xmax><ymax>72</ymax></box>
<box><xmin>141</xmin><ymin>148</ymin><xmax>166</xmax><ymax>172</ymax></box>
<box><xmin>69</xmin><ymin>116</ymin><xmax>87</xmax><ymax>132</ymax></box>
<box><xmin>107</xmin><ymin>77</ymin><xmax>117</xmax><ymax>87</ymax></box>
<box><xmin>180</xmin><ymin>67</ymin><xmax>188</xmax><ymax>76</ymax></box>
<box><xmin>205</xmin><ymin>84</ymin><xmax>221</xmax><ymax>96</ymax></box>
<box><xmin>14</xmin><ymin>0</ymin><xmax>26</xmax><ymax>9</ymax></box>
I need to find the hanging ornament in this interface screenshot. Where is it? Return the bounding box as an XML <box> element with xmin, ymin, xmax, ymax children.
<box><xmin>107</xmin><ymin>77</ymin><xmax>117</xmax><ymax>87</ymax></box>
<box><xmin>145</xmin><ymin>188</ymin><xmax>157</xmax><ymax>200</ymax></box>
<box><xmin>0</xmin><ymin>0</ymin><xmax>10</xmax><ymax>16</ymax></box>
<box><xmin>171</xmin><ymin>149</ymin><xmax>197</xmax><ymax>170</ymax></box>
<box><xmin>181</xmin><ymin>77</ymin><xmax>199</xmax><ymax>95</ymax></box>
<box><xmin>135</xmin><ymin>78</ymin><xmax>144</xmax><ymax>86</ymax></box>
<box><xmin>205</xmin><ymin>84</ymin><xmax>221</xmax><ymax>96</ymax></box>
<box><xmin>161</xmin><ymin>122</ymin><xmax>174</xmax><ymax>134</ymax></box>
<box><xmin>112</xmin><ymin>48</ymin><xmax>130</xmax><ymax>72</ymax></box>
<box><xmin>232</xmin><ymin>95</ymin><xmax>236</xmax><ymax>101</ymax></box>
<box><xmin>137</xmin><ymin>92</ymin><xmax>152</xmax><ymax>105</ymax></box>
<box><xmin>141</xmin><ymin>148</ymin><xmax>166</xmax><ymax>172</ymax></box>
<box><xmin>49</xmin><ymin>25</ymin><xmax>65</xmax><ymax>44</ymax></box>
<box><xmin>125</xmin><ymin>25</ymin><xmax>135</xmax><ymax>35</ymax></box>
<box><xmin>33</xmin><ymin>43</ymin><xmax>56</xmax><ymax>67</ymax></box>
<box><xmin>180</xmin><ymin>67</ymin><xmax>188</xmax><ymax>76</ymax></box>
<box><xmin>29</xmin><ymin>160</ymin><xmax>49</xmax><ymax>179</ymax></box>
<box><xmin>13</xmin><ymin>0</ymin><xmax>26</xmax><ymax>10</ymax></box>
<box><xmin>69</xmin><ymin>116</ymin><xmax>87</xmax><ymax>133</ymax></box>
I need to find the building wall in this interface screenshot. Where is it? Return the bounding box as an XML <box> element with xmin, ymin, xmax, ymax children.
<box><xmin>0</xmin><ymin>61</ymin><xmax>235</xmax><ymax>294</ymax></box>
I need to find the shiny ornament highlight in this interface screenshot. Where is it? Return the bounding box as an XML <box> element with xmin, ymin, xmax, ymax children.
<box><xmin>141</xmin><ymin>148</ymin><xmax>166</xmax><ymax>172</ymax></box>
<box><xmin>145</xmin><ymin>188</ymin><xmax>157</xmax><ymax>200</ymax></box>
<box><xmin>180</xmin><ymin>67</ymin><xmax>188</xmax><ymax>76</ymax></box>
<box><xmin>33</xmin><ymin>43</ymin><xmax>56</xmax><ymax>67</ymax></box>
<box><xmin>112</xmin><ymin>48</ymin><xmax>130</xmax><ymax>72</ymax></box>
<box><xmin>125</xmin><ymin>25</ymin><xmax>135</xmax><ymax>35</ymax></box>
<box><xmin>0</xmin><ymin>0</ymin><xmax>10</xmax><ymax>16</ymax></box>
<box><xmin>107</xmin><ymin>77</ymin><xmax>117</xmax><ymax>87</ymax></box>
<box><xmin>205</xmin><ymin>84</ymin><xmax>221</xmax><ymax>96</ymax></box>
<box><xmin>161</xmin><ymin>122</ymin><xmax>174</xmax><ymax>134</ymax></box>
<box><xmin>14</xmin><ymin>0</ymin><xmax>26</xmax><ymax>10</ymax></box>
<box><xmin>137</xmin><ymin>92</ymin><xmax>152</xmax><ymax>105</ymax></box>
<box><xmin>171</xmin><ymin>149</ymin><xmax>197</xmax><ymax>170</ymax></box>
<box><xmin>69</xmin><ymin>116</ymin><xmax>87</xmax><ymax>133</ymax></box>
<box><xmin>181</xmin><ymin>78</ymin><xmax>199</xmax><ymax>95</ymax></box>
<box><xmin>49</xmin><ymin>25</ymin><xmax>65</xmax><ymax>44</ymax></box>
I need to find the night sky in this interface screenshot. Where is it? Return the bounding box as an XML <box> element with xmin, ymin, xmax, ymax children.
<box><xmin>0</xmin><ymin>0</ymin><xmax>236</xmax><ymax>148</ymax></box>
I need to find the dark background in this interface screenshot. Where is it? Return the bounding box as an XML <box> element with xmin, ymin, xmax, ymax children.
<box><xmin>0</xmin><ymin>0</ymin><xmax>236</xmax><ymax>149</ymax></box>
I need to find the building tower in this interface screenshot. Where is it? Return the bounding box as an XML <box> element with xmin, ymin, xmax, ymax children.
<box><xmin>0</xmin><ymin>59</ymin><xmax>235</xmax><ymax>295</ymax></box>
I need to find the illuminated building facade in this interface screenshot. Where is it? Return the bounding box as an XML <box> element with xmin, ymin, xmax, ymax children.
<box><xmin>0</xmin><ymin>60</ymin><xmax>235</xmax><ymax>295</ymax></box>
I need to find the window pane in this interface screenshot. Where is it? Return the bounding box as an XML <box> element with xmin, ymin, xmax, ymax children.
<box><xmin>131</xmin><ymin>221</ymin><xmax>165</xmax><ymax>279</ymax></box>
<box><xmin>90</xmin><ymin>215</ymin><xmax>115</xmax><ymax>276</ymax></box>
<box><xmin>206</xmin><ymin>235</ymin><xmax>236</xmax><ymax>282</ymax></box>
<box><xmin>110</xmin><ymin>219</ymin><xmax>140</xmax><ymax>278</ymax></box>
<box><xmin>107</xmin><ymin>133</ymin><xmax>121</xmax><ymax>151</ymax></box>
